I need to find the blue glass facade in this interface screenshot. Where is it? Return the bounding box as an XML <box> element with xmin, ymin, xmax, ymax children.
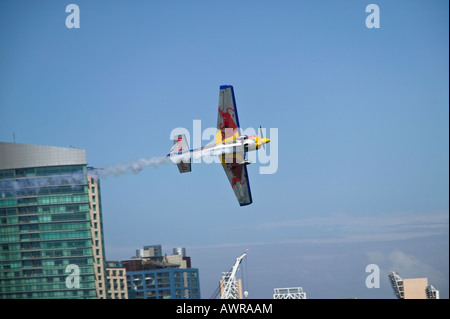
<box><xmin>127</xmin><ymin>268</ymin><xmax>200</xmax><ymax>299</ymax></box>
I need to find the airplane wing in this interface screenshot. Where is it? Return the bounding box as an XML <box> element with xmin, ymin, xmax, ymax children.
<box><xmin>216</xmin><ymin>85</ymin><xmax>241</xmax><ymax>144</ymax></box>
<box><xmin>221</xmin><ymin>158</ymin><xmax>253</xmax><ymax>206</ymax></box>
<box><xmin>216</xmin><ymin>87</ymin><xmax>252</xmax><ymax>206</ymax></box>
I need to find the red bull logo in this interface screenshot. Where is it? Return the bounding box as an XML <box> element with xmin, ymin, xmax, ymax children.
<box><xmin>218</xmin><ymin>107</ymin><xmax>238</xmax><ymax>141</ymax></box>
<box><xmin>226</xmin><ymin>162</ymin><xmax>247</xmax><ymax>189</ymax></box>
<box><xmin>176</xmin><ymin>136</ymin><xmax>183</xmax><ymax>152</ymax></box>
<box><xmin>179</xmin><ymin>161</ymin><xmax>189</xmax><ymax>171</ymax></box>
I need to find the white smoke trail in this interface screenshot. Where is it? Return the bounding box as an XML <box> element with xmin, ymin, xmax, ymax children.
<box><xmin>95</xmin><ymin>156</ymin><xmax>171</xmax><ymax>178</ymax></box>
<box><xmin>0</xmin><ymin>150</ymin><xmax>234</xmax><ymax>195</ymax></box>
<box><xmin>0</xmin><ymin>172</ymin><xmax>87</xmax><ymax>199</ymax></box>
<box><xmin>0</xmin><ymin>156</ymin><xmax>170</xmax><ymax>198</ymax></box>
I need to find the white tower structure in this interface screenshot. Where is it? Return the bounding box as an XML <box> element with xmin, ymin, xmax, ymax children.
<box><xmin>273</xmin><ymin>287</ymin><xmax>306</xmax><ymax>299</ymax></box>
<box><xmin>220</xmin><ymin>253</ymin><xmax>247</xmax><ymax>299</ymax></box>
<box><xmin>388</xmin><ymin>271</ymin><xmax>404</xmax><ymax>299</ymax></box>
<box><xmin>426</xmin><ymin>285</ymin><xmax>440</xmax><ymax>299</ymax></box>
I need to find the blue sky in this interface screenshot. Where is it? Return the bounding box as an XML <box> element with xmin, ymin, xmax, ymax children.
<box><xmin>0</xmin><ymin>1</ymin><xmax>448</xmax><ymax>298</ymax></box>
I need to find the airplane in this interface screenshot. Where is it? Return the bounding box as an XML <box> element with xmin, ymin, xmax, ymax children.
<box><xmin>167</xmin><ymin>85</ymin><xmax>270</xmax><ymax>206</ymax></box>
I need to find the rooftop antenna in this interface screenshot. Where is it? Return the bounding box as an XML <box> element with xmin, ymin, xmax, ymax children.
<box><xmin>13</xmin><ymin>132</ymin><xmax>16</xmax><ymax>143</ymax></box>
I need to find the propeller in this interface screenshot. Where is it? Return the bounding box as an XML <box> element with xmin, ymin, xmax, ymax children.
<box><xmin>259</xmin><ymin>125</ymin><xmax>265</xmax><ymax>149</ymax></box>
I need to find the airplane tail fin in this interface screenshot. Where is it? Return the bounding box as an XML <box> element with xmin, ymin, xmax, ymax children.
<box><xmin>168</xmin><ymin>134</ymin><xmax>192</xmax><ymax>173</ymax></box>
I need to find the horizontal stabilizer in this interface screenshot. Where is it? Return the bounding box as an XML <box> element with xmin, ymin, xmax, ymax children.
<box><xmin>170</xmin><ymin>134</ymin><xmax>191</xmax><ymax>173</ymax></box>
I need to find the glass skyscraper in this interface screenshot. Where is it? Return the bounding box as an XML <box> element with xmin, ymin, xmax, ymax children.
<box><xmin>0</xmin><ymin>142</ymin><xmax>107</xmax><ymax>299</ymax></box>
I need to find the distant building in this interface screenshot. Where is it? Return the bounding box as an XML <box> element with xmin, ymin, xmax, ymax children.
<box><xmin>127</xmin><ymin>268</ymin><xmax>200</xmax><ymax>299</ymax></box>
<box><xmin>0</xmin><ymin>142</ymin><xmax>108</xmax><ymax>299</ymax></box>
<box><xmin>403</xmin><ymin>278</ymin><xmax>429</xmax><ymax>299</ymax></box>
<box><xmin>173</xmin><ymin>247</ymin><xmax>186</xmax><ymax>257</ymax></box>
<box><xmin>122</xmin><ymin>245</ymin><xmax>200</xmax><ymax>299</ymax></box>
<box><xmin>389</xmin><ymin>271</ymin><xmax>439</xmax><ymax>299</ymax></box>
<box><xmin>105</xmin><ymin>261</ymin><xmax>128</xmax><ymax>299</ymax></box>
<box><xmin>136</xmin><ymin>244</ymin><xmax>162</xmax><ymax>258</ymax></box>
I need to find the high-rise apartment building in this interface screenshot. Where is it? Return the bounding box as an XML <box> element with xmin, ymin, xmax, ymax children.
<box><xmin>0</xmin><ymin>142</ymin><xmax>108</xmax><ymax>299</ymax></box>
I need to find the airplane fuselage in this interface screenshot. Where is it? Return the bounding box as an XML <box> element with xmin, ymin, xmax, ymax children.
<box><xmin>184</xmin><ymin>134</ymin><xmax>269</xmax><ymax>164</ymax></box>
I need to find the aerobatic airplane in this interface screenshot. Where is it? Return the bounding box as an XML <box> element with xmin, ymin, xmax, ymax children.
<box><xmin>167</xmin><ymin>85</ymin><xmax>270</xmax><ymax>206</ymax></box>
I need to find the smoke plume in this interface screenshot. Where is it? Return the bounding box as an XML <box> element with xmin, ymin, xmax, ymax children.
<box><xmin>95</xmin><ymin>156</ymin><xmax>171</xmax><ymax>178</ymax></box>
<box><xmin>0</xmin><ymin>156</ymin><xmax>171</xmax><ymax>198</ymax></box>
